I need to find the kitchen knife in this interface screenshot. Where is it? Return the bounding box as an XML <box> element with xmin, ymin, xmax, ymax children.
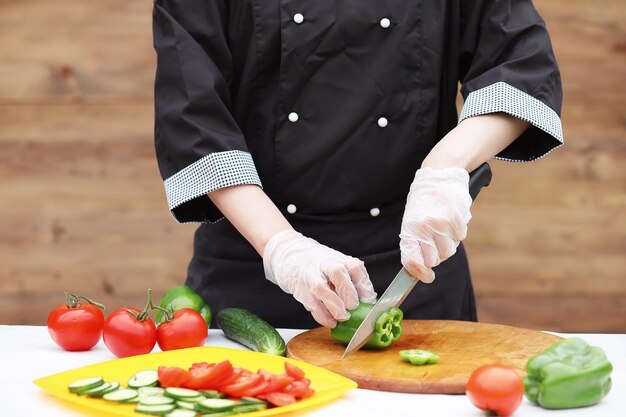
<box><xmin>342</xmin><ymin>163</ymin><xmax>492</xmax><ymax>359</ymax></box>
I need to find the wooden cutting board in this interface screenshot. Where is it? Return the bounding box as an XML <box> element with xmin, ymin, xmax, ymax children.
<box><xmin>286</xmin><ymin>320</ymin><xmax>560</xmax><ymax>394</ymax></box>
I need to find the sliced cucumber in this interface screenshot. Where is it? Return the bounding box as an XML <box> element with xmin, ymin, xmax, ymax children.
<box><xmin>232</xmin><ymin>403</ymin><xmax>267</xmax><ymax>413</ymax></box>
<box><xmin>176</xmin><ymin>401</ymin><xmax>197</xmax><ymax>411</ymax></box>
<box><xmin>82</xmin><ymin>381</ymin><xmax>120</xmax><ymax>397</ymax></box>
<box><xmin>68</xmin><ymin>377</ymin><xmax>104</xmax><ymax>394</ymax></box>
<box><xmin>195</xmin><ymin>398</ymin><xmax>242</xmax><ymax>413</ymax></box>
<box><xmin>240</xmin><ymin>396</ymin><xmax>266</xmax><ymax>405</ymax></box>
<box><xmin>164</xmin><ymin>387</ymin><xmax>202</xmax><ymax>400</ymax></box>
<box><xmin>199</xmin><ymin>412</ymin><xmax>235</xmax><ymax>417</ymax></box>
<box><xmin>165</xmin><ymin>410</ymin><xmax>197</xmax><ymax>417</ymax></box>
<box><xmin>200</xmin><ymin>389</ymin><xmax>226</xmax><ymax>399</ymax></box>
<box><xmin>103</xmin><ymin>388</ymin><xmax>139</xmax><ymax>402</ymax></box>
<box><xmin>140</xmin><ymin>396</ymin><xmax>175</xmax><ymax>406</ymax></box>
<box><xmin>216</xmin><ymin>308</ymin><xmax>286</xmax><ymax>356</ymax></box>
<box><xmin>128</xmin><ymin>370</ymin><xmax>159</xmax><ymax>389</ymax></box>
<box><xmin>135</xmin><ymin>404</ymin><xmax>176</xmax><ymax>416</ymax></box>
<box><xmin>139</xmin><ymin>387</ymin><xmax>166</xmax><ymax>397</ymax></box>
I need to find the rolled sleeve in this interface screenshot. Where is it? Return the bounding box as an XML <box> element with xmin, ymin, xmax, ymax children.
<box><xmin>165</xmin><ymin>151</ymin><xmax>262</xmax><ymax>223</ymax></box>
<box><xmin>459</xmin><ymin>0</ymin><xmax>564</xmax><ymax>161</ymax></box>
<box><xmin>459</xmin><ymin>82</ymin><xmax>563</xmax><ymax>161</ymax></box>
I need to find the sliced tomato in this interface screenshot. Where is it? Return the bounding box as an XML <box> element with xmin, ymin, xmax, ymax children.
<box><xmin>260</xmin><ymin>373</ymin><xmax>294</xmax><ymax>395</ymax></box>
<box><xmin>158</xmin><ymin>366</ymin><xmax>191</xmax><ymax>388</ymax></box>
<box><xmin>183</xmin><ymin>360</ymin><xmax>233</xmax><ymax>390</ymax></box>
<box><xmin>284</xmin><ymin>380</ymin><xmax>315</xmax><ymax>398</ymax></box>
<box><xmin>284</xmin><ymin>363</ymin><xmax>306</xmax><ymax>380</ymax></box>
<box><xmin>239</xmin><ymin>379</ymin><xmax>270</xmax><ymax>397</ymax></box>
<box><xmin>215</xmin><ymin>367</ymin><xmax>243</xmax><ymax>388</ymax></box>
<box><xmin>264</xmin><ymin>391</ymin><xmax>297</xmax><ymax>407</ymax></box>
<box><xmin>189</xmin><ymin>362</ymin><xmax>211</xmax><ymax>371</ymax></box>
<box><xmin>221</xmin><ymin>373</ymin><xmax>264</xmax><ymax>397</ymax></box>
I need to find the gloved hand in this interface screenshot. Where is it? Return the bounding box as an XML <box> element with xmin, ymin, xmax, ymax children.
<box><xmin>263</xmin><ymin>230</ymin><xmax>377</xmax><ymax>327</ymax></box>
<box><xmin>400</xmin><ymin>167</ymin><xmax>472</xmax><ymax>282</ymax></box>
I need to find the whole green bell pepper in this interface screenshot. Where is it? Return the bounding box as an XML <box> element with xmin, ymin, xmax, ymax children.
<box><xmin>155</xmin><ymin>285</ymin><xmax>212</xmax><ymax>327</ymax></box>
<box><xmin>330</xmin><ymin>301</ymin><xmax>403</xmax><ymax>349</ymax></box>
<box><xmin>524</xmin><ymin>338</ymin><xmax>612</xmax><ymax>409</ymax></box>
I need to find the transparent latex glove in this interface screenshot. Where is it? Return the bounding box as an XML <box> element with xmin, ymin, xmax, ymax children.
<box><xmin>263</xmin><ymin>230</ymin><xmax>377</xmax><ymax>327</ymax></box>
<box><xmin>399</xmin><ymin>167</ymin><xmax>472</xmax><ymax>283</ymax></box>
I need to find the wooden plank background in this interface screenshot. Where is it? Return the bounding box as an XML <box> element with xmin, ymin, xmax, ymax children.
<box><xmin>1</xmin><ymin>0</ymin><xmax>624</xmax><ymax>332</ymax></box>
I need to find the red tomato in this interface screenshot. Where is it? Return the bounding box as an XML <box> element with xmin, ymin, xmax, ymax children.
<box><xmin>221</xmin><ymin>373</ymin><xmax>264</xmax><ymax>397</ymax></box>
<box><xmin>264</xmin><ymin>392</ymin><xmax>297</xmax><ymax>407</ymax></box>
<box><xmin>284</xmin><ymin>379</ymin><xmax>315</xmax><ymax>398</ymax></box>
<box><xmin>158</xmin><ymin>366</ymin><xmax>191</xmax><ymax>388</ymax></box>
<box><xmin>239</xmin><ymin>379</ymin><xmax>270</xmax><ymax>397</ymax></box>
<box><xmin>184</xmin><ymin>360</ymin><xmax>233</xmax><ymax>390</ymax></box>
<box><xmin>466</xmin><ymin>364</ymin><xmax>524</xmax><ymax>417</ymax></box>
<box><xmin>261</xmin><ymin>374</ymin><xmax>294</xmax><ymax>394</ymax></box>
<box><xmin>102</xmin><ymin>307</ymin><xmax>157</xmax><ymax>358</ymax></box>
<box><xmin>156</xmin><ymin>308</ymin><xmax>208</xmax><ymax>351</ymax></box>
<box><xmin>284</xmin><ymin>363</ymin><xmax>305</xmax><ymax>380</ymax></box>
<box><xmin>47</xmin><ymin>300</ymin><xmax>104</xmax><ymax>351</ymax></box>
<box><xmin>216</xmin><ymin>367</ymin><xmax>244</xmax><ymax>388</ymax></box>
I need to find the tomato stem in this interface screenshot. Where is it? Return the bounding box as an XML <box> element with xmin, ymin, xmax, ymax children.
<box><xmin>135</xmin><ymin>289</ymin><xmax>155</xmax><ymax>322</ymax></box>
<box><xmin>64</xmin><ymin>291</ymin><xmax>105</xmax><ymax>310</ymax></box>
<box><xmin>484</xmin><ymin>410</ymin><xmax>498</xmax><ymax>417</ymax></box>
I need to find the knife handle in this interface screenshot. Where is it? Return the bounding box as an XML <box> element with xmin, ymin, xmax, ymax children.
<box><xmin>468</xmin><ymin>163</ymin><xmax>492</xmax><ymax>202</ymax></box>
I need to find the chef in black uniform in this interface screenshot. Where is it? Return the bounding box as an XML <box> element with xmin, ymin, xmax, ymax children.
<box><xmin>152</xmin><ymin>0</ymin><xmax>563</xmax><ymax>328</ymax></box>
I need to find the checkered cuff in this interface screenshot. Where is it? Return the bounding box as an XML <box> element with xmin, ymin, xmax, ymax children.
<box><xmin>164</xmin><ymin>150</ymin><xmax>262</xmax><ymax>223</ymax></box>
<box><xmin>459</xmin><ymin>82</ymin><xmax>563</xmax><ymax>162</ymax></box>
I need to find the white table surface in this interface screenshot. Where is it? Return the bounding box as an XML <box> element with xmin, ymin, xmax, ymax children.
<box><xmin>1</xmin><ymin>325</ymin><xmax>624</xmax><ymax>417</ymax></box>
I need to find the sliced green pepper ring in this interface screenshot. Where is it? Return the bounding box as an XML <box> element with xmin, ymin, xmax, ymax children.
<box><xmin>399</xmin><ymin>349</ymin><xmax>440</xmax><ymax>365</ymax></box>
<box><xmin>374</xmin><ymin>307</ymin><xmax>403</xmax><ymax>346</ymax></box>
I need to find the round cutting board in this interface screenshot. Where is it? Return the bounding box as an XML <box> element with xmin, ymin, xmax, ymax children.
<box><xmin>286</xmin><ymin>320</ymin><xmax>560</xmax><ymax>394</ymax></box>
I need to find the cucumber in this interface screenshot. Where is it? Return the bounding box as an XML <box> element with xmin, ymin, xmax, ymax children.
<box><xmin>216</xmin><ymin>308</ymin><xmax>286</xmax><ymax>356</ymax></box>
<box><xmin>164</xmin><ymin>387</ymin><xmax>202</xmax><ymax>400</ymax></box>
<box><xmin>68</xmin><ymin>377</ymin><xmax>104</xmax><ymax>394</ymax></box>
<box><xmin>200</xmin><ymin>389</ymin><xmax>226</xmax><ymax>399</ymax></box>
<box><xmin>232</xmin><ymin>403</ymin><xmax>267</xmax><ymax>413</ymax></box>
<box><xmin>240</xmin><ymin>396</ymin><xmax>266</xmax><ymax>405</ymax></box>
<box><xmin>165</xmin><ymin>410</ymin><xmax>196</xmax><ymax>417</ymax></box>
<box><xmin>195</xmin><ymin>398</ymin><xmax>241</xmax><ymax>413</ymax></box>
<box><xmin>83</xmin><ymin>381</ymin><xmax>120</xmax><ymax>397</ymax></box>
<box><xmin>128</xmin><ymin>370</ymin><xmax>159</xmax><ymax>389</ymax></box>
<box><xmin>103</xmin><ymin>388</ymin><xmax>139</xmax><ymax>402</ymax></box>
<box><xmin>176</xmin><ymin>401</ymin><xmax>197</xmax><ymax>410</ymax></box>
<box><xmin>139</xmin><ymin>387</ymin><xmax>166</xmax><ymax>397</ymax></box>
<box><xmin>139</xmin><ymin>396</ymin><xmax>175</xmax><ymax>406</ymax></box>
<box><xmin>199</xmin><ymin>413</ymin><xmax>235</xmax><ymax>417</ymax></box>
<box><xmin>135</xmin><ymin>404</ymin><xmax>176</xmax><ymax>416</ymax></box>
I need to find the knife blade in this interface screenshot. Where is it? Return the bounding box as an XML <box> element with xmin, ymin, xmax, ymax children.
<box><xmin>342</xmin><ymin>163</ymin><xmax>493</xmax><ymax>359</ymax></box>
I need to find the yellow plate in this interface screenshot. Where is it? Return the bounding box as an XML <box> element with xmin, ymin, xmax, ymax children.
<box><xmin>34</xmin><ymin>346</ymin><xmax>357</xmax><ymax>417</ymax></box>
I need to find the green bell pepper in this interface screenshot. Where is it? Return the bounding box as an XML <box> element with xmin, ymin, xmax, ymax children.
<box><xmin>524</xmin><ymin>338</ymin><xmax>612</xmax><ymax>409</ymax></box>
<box><xmin>330</xmin><ymin>301</ymin><xmax>403</xmax><ymax>349</ymax></box>
<box><xmin>155</xmin><ymin>285</ymin><xmax>212</xmax><ymax>327</ymax></box>
<box><xmin>399</xmin><ymin>349</ymin><xmax>440</xmax><ymax>365</ymax></box>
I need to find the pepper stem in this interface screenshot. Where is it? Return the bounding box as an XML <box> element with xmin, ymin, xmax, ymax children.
<box><xmin>64</xmin><ymin>291</ymin><xmax>106</xmax><ymax>310</ymax></box>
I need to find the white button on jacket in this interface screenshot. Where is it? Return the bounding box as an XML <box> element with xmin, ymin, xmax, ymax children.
<box><xmin>377</xmin><ymin>117</ymin><xmax>388</xmax><ymax>128</ymax></box>
<box><xmin>380</xmin><ymin>18</ymin><xmax>391</xmax><ymax>29</ymax></box>
<box><xmin>287</xmin><ymin>204</ymin><xmax>297</xmax><ymax>214</ymax></box>
<box><xmin>370</xmin><ymin>207</ymin><xmax>380</xmax><ymax>217</ymax></box>
<box><xmin>293</xmin><ymin>13</ymin><xmax>304</xmax><ymax>24</ymax></box>
<box><xmin>288</xmin><ymin>112</ymin><xmax>299</xmax><ymax>122</ymax></box>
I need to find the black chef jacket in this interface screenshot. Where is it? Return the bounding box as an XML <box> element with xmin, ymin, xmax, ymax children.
<box><xmin>152</xmin><ymin>0</ymin><xmax>563</xmax><ymax>328</ymax></box>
